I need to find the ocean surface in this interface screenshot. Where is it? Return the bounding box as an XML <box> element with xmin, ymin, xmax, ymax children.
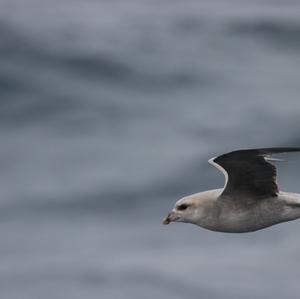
<box><xmin>1</xmin><ymin>0</ymin><xmax>300</xmax><ymax>298</ymax></box>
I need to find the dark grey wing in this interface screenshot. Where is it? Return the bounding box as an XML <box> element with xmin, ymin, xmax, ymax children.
<box><xmin>210</xmin><ymin>147</ymin><xmax>300</xmax><ymax>199</ymax></box>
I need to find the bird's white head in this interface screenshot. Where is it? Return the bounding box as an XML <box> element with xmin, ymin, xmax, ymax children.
<box><xmin>162</xmin><ymin>195</ymin><xmax>204</xmax><ymax>225</ymax></box>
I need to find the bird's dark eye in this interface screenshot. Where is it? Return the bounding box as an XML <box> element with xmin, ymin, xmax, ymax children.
<box><xmin>177</xmin><ymin>204</ymin><xmax>188</xmax><ymax>211</ymax></box>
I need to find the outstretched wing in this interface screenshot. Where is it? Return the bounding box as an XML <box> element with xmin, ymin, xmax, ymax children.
<box><xmin>209</xmin><ymin>147</ymin><xmax>300</xmax><ymax>199</ymax></box>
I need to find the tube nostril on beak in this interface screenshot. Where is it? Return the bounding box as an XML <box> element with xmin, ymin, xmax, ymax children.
<box><xmin>162</xmin><ymin>212</ymin><xmax>172</xmax><ymax>225</ymax></box>
<box><xmin>162</xmin><ymin>216</ymin><xmax>170</xmax><ymax>225</ymax></box>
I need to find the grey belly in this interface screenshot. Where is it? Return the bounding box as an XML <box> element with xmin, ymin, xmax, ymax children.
<box><xmin>198</xmin><ymin>199</ymin><xmax>300</xmax><ymax>233</ymax></box>
<box><xmin>215</xmin><ymin>214</ymin><xmax>283</xmax><ymax>233</ymax></box>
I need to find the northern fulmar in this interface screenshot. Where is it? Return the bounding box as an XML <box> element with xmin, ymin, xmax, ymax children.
<box><xmin>162</xmin><ymin>147</ymin><xmax>300</xmax><ymax>233</ymax></box>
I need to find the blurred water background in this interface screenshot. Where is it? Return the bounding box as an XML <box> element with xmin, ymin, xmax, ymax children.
<box><xmin>2</xmin><ymin>0</ymin><xmax>300</xmax><ymax>298</ymax></box>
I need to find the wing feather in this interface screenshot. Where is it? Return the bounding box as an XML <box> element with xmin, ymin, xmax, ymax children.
<box><xmin>209</xmin><ymin>147</ymin><xmax>300</xmax><ymax>199</ymax></box>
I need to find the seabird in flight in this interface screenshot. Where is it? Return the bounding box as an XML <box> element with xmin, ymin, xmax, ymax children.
<box><xmin>162</xmin><ymin>147</ymin><xmax>300</xmax><ymax>233</ymax></box>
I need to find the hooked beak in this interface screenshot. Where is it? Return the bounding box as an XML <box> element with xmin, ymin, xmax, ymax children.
<box><xmin>162</xmin><ymin>211</ymin><xmax>179</xmax><ymax>225</ymax></box>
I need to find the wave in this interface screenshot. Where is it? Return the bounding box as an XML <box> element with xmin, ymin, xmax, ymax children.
<box><xmin>0</xmin><ymin>20</ymin><xmax>214</xmax><ymax>95</ymax></box>
<box><xmin>230</xmin><ymin>20</ymin><xmax>300</xmax><ymax>49</ymax></box>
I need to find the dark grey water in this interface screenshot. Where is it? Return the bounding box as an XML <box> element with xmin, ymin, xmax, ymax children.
<box><xmin>1</xmin><ymin>0</ymin><xmax>300</xmax><ymax>298</ymax></box>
